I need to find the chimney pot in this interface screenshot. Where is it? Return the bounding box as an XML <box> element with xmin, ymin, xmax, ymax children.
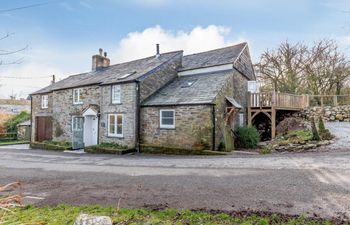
<box><xmin>92</xmin><ymin>48</ymin><xmax>110</xmax><ymax>71</ymax></box>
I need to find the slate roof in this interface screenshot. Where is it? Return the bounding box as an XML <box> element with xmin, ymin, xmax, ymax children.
<box><xmin>142</xmin><ymin>70</ymin><xmax>233</xmax><ymax>106</ymax></box>
<box><xmin>180</xmin><ymin>42</ymin><xmax>247</xmax><ymax>71</ymax></box>
<box><xmin>32</xmin><ymin>51</ymin><xmax>183</xmax><ymax>95</ymax></box>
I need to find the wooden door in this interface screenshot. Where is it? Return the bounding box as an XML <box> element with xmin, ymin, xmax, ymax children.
<box><xmin>35</xmin><ymin>116</ymin><xmax>52</xmax><ymax>142</ymax></box>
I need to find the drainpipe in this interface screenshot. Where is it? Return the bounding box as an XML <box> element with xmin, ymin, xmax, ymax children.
<box><xmin>30</xmin><ymin>95</ymin><xmax>33</xmax><ymax>143</ymax></box>
<box><xmin>212</xmin><ymin>104</ymin><xmax>216</xmax><ymax>151</ymax></box>
<box><xmin>135</xmin><ymin>81</ymin><xmax>141</xmax><ymax>153</ymax></box>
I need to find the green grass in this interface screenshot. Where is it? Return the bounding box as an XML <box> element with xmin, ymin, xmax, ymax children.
<box><xmin>0</xmin><ymin>140</ymin><xmax>29</xmax><ymax>146</ymax></box>
<box><xmin>0</xmin><ymin>205</ymin><xmax>339</xmax><ymax>225</ymax></box>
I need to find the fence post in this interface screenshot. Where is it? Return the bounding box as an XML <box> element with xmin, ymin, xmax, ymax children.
<box><xmin>333</xmin><ymin>95</ymin><xmax>338</xmax><ymax>106</ymax></box>
<box><xmin>320</xmin><ymin>96</ymin><xmax>324</xmax><ymax>107</ymax></box>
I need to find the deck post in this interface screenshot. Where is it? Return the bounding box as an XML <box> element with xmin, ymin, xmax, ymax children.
<box><xmin>271</xmin><ymin>107</ymin><xmax>276</xmax><ymax>139</ymax></box>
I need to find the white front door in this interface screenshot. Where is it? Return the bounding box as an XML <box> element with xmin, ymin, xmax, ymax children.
<box><xmin>83</xmin><ymin>115</ymin><xmax>98</xmax><ymax>147</ymax></box>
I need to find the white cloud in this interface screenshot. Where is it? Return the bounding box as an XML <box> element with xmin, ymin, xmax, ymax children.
<box><xmin>114</xmin><ymin>25</ymin><xmax>245</xmax><ymax>62</ymax></box>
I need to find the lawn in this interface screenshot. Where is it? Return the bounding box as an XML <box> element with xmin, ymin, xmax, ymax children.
<box><xmin>0</xmin><ymin>205</ymin><xmax>340</xmax><ymax>225</ymax></box>
<box><xmin>0</xmin><ymin>140</ymin><xmax>29</xmax><ymax>146</ymax></box>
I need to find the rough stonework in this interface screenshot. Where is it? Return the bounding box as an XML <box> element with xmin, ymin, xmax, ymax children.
<box><xmin>99</xmin><ymin>83</ymin><xmax>137</xmax><ymax>147</ymax></box>
<box><xmin>140</xmin><ymin>53</ymin><xmax>182</xmax><ymax>101</ymax></box>
<box><xmin>31</xmin><ymin>43</ymin><xmax>255</xmax><ymax>151</ymax></box>
<box><xmin>304</xmin><ymin>105</ymin><xmax>350</xmax><ymax>122</ymax></box>
<box><xmin>140</xmin><ymin>105</ymin><xmax>213</xmax><ymax>149</ymax></box>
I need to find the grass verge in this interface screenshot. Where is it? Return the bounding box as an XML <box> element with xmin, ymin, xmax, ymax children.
<box><xmin>0</xmin><ymin>205</ymin><xmax>341</xmax><ymax>225</ymax></box>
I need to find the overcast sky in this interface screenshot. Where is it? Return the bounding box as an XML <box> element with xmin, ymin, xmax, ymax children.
<box><xmin>0</xmin><ymin>0</ymin><xmax>350</xmax><ymax>98</ymax></box>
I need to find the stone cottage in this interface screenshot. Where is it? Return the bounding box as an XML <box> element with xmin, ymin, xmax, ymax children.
<box><xmin>31</xmin><ymin>43</ymin><xmax>255</xmax><ymax>150</ymax></box>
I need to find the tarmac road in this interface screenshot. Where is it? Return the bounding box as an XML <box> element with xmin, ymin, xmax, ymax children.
<box><xmin>0</xmin><ymin>146</ymin><xmax>349</xmax><ymax>221</ymax></box>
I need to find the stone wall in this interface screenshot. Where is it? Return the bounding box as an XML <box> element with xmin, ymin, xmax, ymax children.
<box><xmin>31</xmin><ymin>92</ymin><xmax>54</xmax><ymax>141</ymax></box>
<box><xmin>51</xmin><ymin>86</ymin><xmax>101</xmax><ymax>142</ymax></box>
<box><xmin>213</xmin><ymin>74</ymin><xmax>234</xmax><ymax>148</ymax></box>
<box><xmin>100</xmin><ymin>83</ymin><xmax>137</xmax><ymax>147</ymax></box>
<box><xmin>140</xmin><ymin>105</ymin><xmax>213</xmax><ymax>149</ymax></box>
<box><xmin>232</xmin><ymin>69</ymin><xmax>249</xmax><ymax>123</ymax></box>
<box><xmin>304</xmin><ymin>105</ymin><xmax>350</xmax><ymax>122</ymax></box>
<box><xmin>139</xmin><ymin>53</ymin><xmax>182</xmax><ymax>102</ymax></box>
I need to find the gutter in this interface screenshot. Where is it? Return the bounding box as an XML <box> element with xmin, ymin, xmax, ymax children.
<box><xmin>30</xmin><ymin>97</ymin><xmax>33</xmax><ymax>143</ymax></box>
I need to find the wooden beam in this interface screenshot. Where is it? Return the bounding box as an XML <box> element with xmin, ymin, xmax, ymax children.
<box><xmin>271</xmin><ymin>107</ymin><xmax>276</xmax><ymax>139</ymax></box>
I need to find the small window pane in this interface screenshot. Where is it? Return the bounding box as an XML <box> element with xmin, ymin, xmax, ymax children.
<box><xmin>162</xmin><ymin>111</ymin><xmax>174</xmax><ymax>118</ymax></box>
<box><xmin>162</xmin><ymin>118</ymin><xmax>173</xmax><ymax>125</ymax></box>
<box><xmin>117</xmin><ymin>115</ymin><xmax>123</xmax><ymax>134</ymax></box>
<box><xmin>109</xmin><ymin>115</ymin><xmax>115</xmax><ymax>134</ymax></box>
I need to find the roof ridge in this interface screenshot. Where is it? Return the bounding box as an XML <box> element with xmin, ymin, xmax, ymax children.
<box><xmin>183</xmin><ymin>42</ymin><xmax>247</xmax><ymax>57</ymax></box>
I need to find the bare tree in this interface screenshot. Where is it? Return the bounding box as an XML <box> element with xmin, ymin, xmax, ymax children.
<box><xmin>255</xmin><ymin>41</ymin><xmax>309</xmax><ymax>94</ymax></box>
<box><xmin>256</xmin><ymin>39</ymin><xmax>350</xmax><ymax>95</ymax></box>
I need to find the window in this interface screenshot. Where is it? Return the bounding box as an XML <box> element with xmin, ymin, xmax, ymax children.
<box><xmin>111</xmin><ymin>85</ymin><xmax>121</xmax><ymax>104</ymax></box>
<box><xmin>73</xmin><ymin>88</ymin><xmax>83</xmax><ymax>105</ymax></box>
<box><xmin>72</xmin><ymin>117</ymin><xmax>84</xmax><ymax>131</ymax></box>
<box><xmin>41</xmin><ymin>95</ymin><xmax>48</xmax><ymax>109</ymax></box>
<box><xmin>108</xmin><ymin>114</ymin><xmax>123</xmax><ymax>137</ymax></box>
<box><xmin>160</xmin><ymin>109</ymin><xmax>175</xmax><ymax>129</ymax></box>
<box><xmin>239</xmin><ymin>113</ymin><xmax>244</xmax><ymax>127</ymax></box>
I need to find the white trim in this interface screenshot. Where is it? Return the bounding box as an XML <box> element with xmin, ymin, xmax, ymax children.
<box><xmin>73</xmin><ymin>88</ymin><xmax>83</xmax><ymax>105</ymax></box>
<box><xmin>111</xmin><ymin>85</ymin><xmax>121</xmax><ymax>104</ymax></box>
<box><xmin>82</xmin><ymin>108</ymin><xmax>98</xmax><ymax>117</ymax></box>
<box><xmin>178</xmin><ymin>63</ymin><xmax>233</xmax><ymax>76</ymax></box>
<box><xmin>107</xmin><ymin>113</ymin><xmax>123</xmax><ymax>137</ymax></box>
<box><xmin>160</xmin><ymin>109</ymin><xmax>175</xmax><ymax>129</ymax></box>
<box><xmin>41</xmin><ymin>95</ymin><xmax>48</xmax><ymax>109</ymax></box>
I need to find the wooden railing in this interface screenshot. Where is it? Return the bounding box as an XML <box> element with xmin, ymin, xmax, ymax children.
<box><xmin>248</xmin><ymin>92</ymin><xmax>307</xmax><ymax>109</ymax></box>
<box><xmin>308</xmin><ymin>95</ymin><xmax>350</xmax><ymax>107</ymax></box>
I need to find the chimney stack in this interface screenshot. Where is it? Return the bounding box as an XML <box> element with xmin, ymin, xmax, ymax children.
<box><xmin>92</xmin><ymin>48</ymin><xmax>110</xmax><ymax>71</ymax></box>
<box><xmin>156</xmin><ymin>44</ymin><xmax>160</xmax><ymax>58</ymax></box>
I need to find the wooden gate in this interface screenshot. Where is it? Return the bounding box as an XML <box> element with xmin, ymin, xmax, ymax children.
<box><xmin>35</xmin><ymin>116</ymin><xmax>52</xmax><ymax>142</ymax></box>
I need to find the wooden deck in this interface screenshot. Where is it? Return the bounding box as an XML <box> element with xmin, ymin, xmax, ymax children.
<box><xmin>247</xmin><ymin>92</ymin><xmax>308</xmax><ymax>138</ymax></box>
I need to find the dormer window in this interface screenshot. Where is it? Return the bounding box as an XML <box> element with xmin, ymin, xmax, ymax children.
<box><xmin>41</xmin><ymin>95</ymin><xmax>48</xmax><ymax>109</ymax></box>
<box><xmin>73</xmin><ymin>88</ymin><xmax>83</xmax><ymax>105</ymax></box>
<box><xmin>111</xmin><ymin>85</ymin><xmax>121</xmax><ymax>104</ymax></box>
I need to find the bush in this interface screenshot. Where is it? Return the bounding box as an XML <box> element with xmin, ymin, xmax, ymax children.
<box><xmin>319</xmin><ymin>129</ymin><xmax>334</xmax><ymax>140</ymax></box>
<box><xmin>4</xmin><ymin>111</ymin><xmax>30</xmax><ymax>133</ymax></box>
<box><xmin>318</xmin><ymin>116</ymin><xmax>326</xmax><ymax>132</ymax></box>
<box><xmin>235</xmin><ymin>126</ymin><xmax>260</xmax><ymax>149</ymax></box>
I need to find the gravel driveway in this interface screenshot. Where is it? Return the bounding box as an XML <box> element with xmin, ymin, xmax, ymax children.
<box><xmin>0</xmin><ymin>122</ymin><xmax>349</xmax><ymax>221</ymax></box>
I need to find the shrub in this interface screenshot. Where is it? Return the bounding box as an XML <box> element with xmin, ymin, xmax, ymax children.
<box><xmin>319</xmin><ymin>129</ymin><xmax>334</xmax><ymax>140</ymax></box>
<box><xmin>310</xmin><ymin>117</ymin><xmax>320</xmax><ymax>141</ymax></box>
<box><xmin>235</xmin><ymin>126</ymin><xmax>260</xmax><ymax>149</ymax></box>
<box><xmin>4</xmin><ymin>111</ymin><xmax>30</xmax><ymax>133</ymax></box>
<box><xmin>318</xmin><ymin>116</ymin><xmax>326</xmax><ymax>132</ymax></box>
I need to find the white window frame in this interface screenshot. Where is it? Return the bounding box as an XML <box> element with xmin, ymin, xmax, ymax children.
<box><xmin>160</xmin><ymin>109</ymin><xmax>175</xmax><ymax>129</ymax></box>
<box><xmin>41</xmin><ymin>95</ymin><xmax>48</xmax><ymax>109</ymax></box>
<box><xmin>107</xmin><ymin>114</ymin><xmax>123</xmax><ymax>137</ymax></box>
<box><xmin>73</xmin><ymin>88</ymin><xmax>83</xmax><ymax>105</ymax></box>
<box><xmin>111</xmin><ymin>85</ymin><xmax>121</xmax><ymax>104</ymax></box>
